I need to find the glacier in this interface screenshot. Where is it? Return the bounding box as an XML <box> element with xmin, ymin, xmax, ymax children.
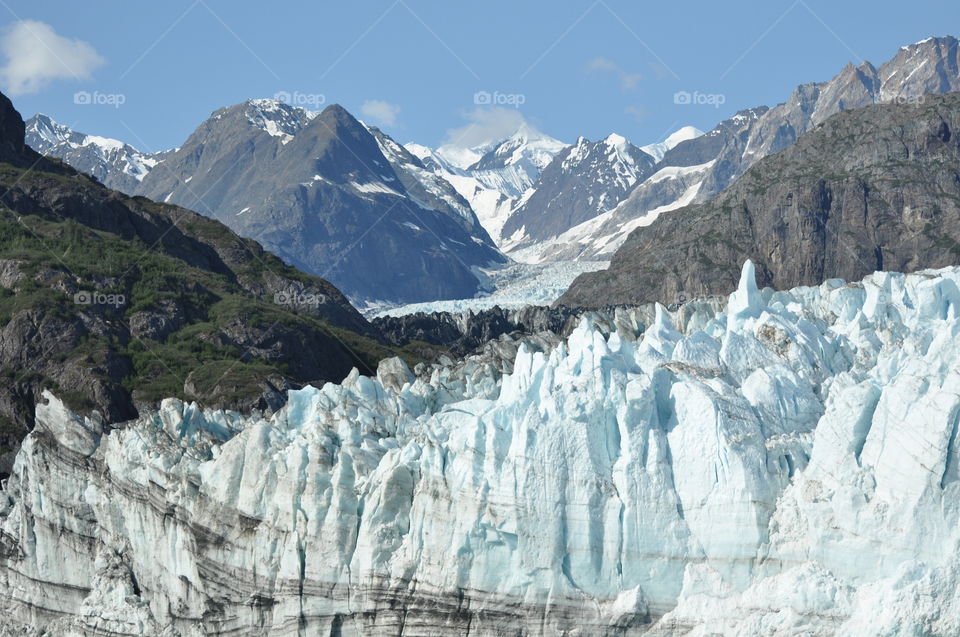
<box><xmin>3</xmin><ymin>262</ymin><xmax>960</xmax><ymax>635</ymax></box>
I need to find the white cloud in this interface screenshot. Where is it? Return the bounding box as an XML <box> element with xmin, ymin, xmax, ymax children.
<box><xmin>587</xmin><ymin>57</ymin><xmax>618</xmax><ymax>73</ymax></box>
<box><xmin>587</xmin><ymin>56</ymin><xmax>642</xmax><ymax>91</ymax></box>
<box><xmin>0</xmin><ymin>20</ymin><xmax>104</xmax><ymax>96</ymax></box>
<box><xmin>442</xmin><ymin>107</ymin><xmax>527</xmax><ymax>148</ymax></box>
<box><xmin>360</xmin><ymin>99</ymin><xmax>401</xmax><ymax>127</ymax></box>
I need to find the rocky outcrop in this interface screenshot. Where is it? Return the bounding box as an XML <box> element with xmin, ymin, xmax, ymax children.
<box><xmin>0</xmin><ymin>91</ymin><xmax>24</xmax><ymax>163</ymax></box>
<box><xmin>560</xmin><ymin>90</ymin><xmax>960</xmax><ymax>308</ymax></box>
<box><xmin>373</xmin><ymin>305</ymin><xmax>584</xmax><ymax>355</ymax></box>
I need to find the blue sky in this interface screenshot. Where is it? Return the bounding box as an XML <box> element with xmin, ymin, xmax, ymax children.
<box><xmin>3</xmin><ymin>0</ymin><xmax>958</xmax><ymax>152</ymax></box>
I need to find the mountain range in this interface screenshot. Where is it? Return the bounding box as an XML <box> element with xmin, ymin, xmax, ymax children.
<box><xmin>27</xmin><ymin>101</ymin><xmax>506</xmax><ymax>306</ymax></box>
<box><xmin>560</xmin><ymin>89</ymin><xmax>960</xmax><ymax>307</ymax></box>
<box><xmin>23</xmin><ymin>36</ymin><xmax>960</xmax><ymax>310</ymax></box>
<box><xmin>516</xmin><ymin>36</ymin><xmax>960</xmax><ymax>264</ymax></box>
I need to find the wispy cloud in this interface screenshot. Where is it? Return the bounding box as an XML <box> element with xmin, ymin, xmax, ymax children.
<box><xmin>586</xmin><ymin>56</ymin><xmax>642</xmax><ymax>91</ymax></box>
<box><xmin>361</xmin><ymin>99</ymin><xmax>401</xmax><ymax>127</ymax></box>
<box><xmin>624</xmin><ymin>104</ymin><xmax>647</xmax><ymax>123</ymax></box>
<box><xmin>442</xmin><ymin>107</ymin><xmax>528</xmax><ymax>148</ymax></box>
<box><xmin>0</xmin><ymin>20</ymin><xmax>104</xmax><ymax>96</ymax></box>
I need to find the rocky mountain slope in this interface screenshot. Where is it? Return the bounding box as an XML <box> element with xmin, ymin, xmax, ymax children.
<box><xmin>0</xmin><ymin>92</ymin><xmax>426</xmax><ymax>478</ymax></box>
<box><xmin>132</xmin><ymin>100</ymin><xmax>504</xmax><ymax>304</ymax></box>
<box><xmin>698</xmin><ymin>35</ymin><xmax>960</xmax><ymax>200</ymax></box>
<box><xmin>560</xmin><ymin>90</ymin><xmax>960</xmax><ymax>308</ymax></box>
<box><xmin>4</xmin><ymin>262</ymin><xmax>960</xmax><ymax>634</ymax></box>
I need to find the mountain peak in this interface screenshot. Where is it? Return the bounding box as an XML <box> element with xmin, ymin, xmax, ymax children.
<box><xmin>312</xmin><ymin>103</ymin><xmax>371</xmax><ymax>137</ymax></box>
<box><xmin>25</xmin><ymin>113</ymin><xmax>70</xmax><ymax>145</ymax></box>
<box><xmin>0</xmin><ymin>91</ymin><xmax>24</xmax><ymax>160</ymax></box>
<box><xmin>507</xmin><ymin>121</ymin><xmax>561</xmax><ymax>145</ymax></box>
<box><xmin>319</xmin><ymin>103</ymin><xmax>353</xmax><ymax>120</ymax></box>
<box><xmin>901</xmin><ymin>35</ymin><xmax>957</xmax><ymax>50</ymax></box>
<box><xmin>468</xmin><ymin>124</ymin><xmax>566</xmax><ymax>174</ymax></box>
<box><xmin>640</xmin><ymin>126</ymin><xmax>704</xmax><ymax>162</ymax></box>
<box><xmin>603</xmin><ymin>133</ymin><xmax>628</xmax><ymax>147</ymax></box>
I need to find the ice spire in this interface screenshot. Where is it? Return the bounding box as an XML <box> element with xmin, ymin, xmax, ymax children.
<box><xmin>728</xmin><ymin>260</ymin><xmax>763</xmax><ymax>326</ymax></box>
<box><xmin>653</xmin><ymin>302</ymin><xmax>675</xmax><ymax>335</ymax></box>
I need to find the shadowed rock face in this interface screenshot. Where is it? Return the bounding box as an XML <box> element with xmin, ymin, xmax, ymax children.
<box><xmin>0</xmin><ymin>92</ymin><xmax>24</xmax><ymax>164</ymax></box>
<box><xmin>559</xmin><ymin>91</ymin><xmax>960</xmax><ymax>308</ymax></box>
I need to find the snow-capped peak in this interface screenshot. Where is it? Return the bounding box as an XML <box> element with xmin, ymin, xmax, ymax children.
<box><xmin>432</xmin><ymin>144</ymin><xmax>484</xmax><ymax>171</ymax></box>
<box><xmin>26</xmin><ymin>113</ymin><xmax>73</xmax><ymax>147</ymax></box>
<box><xmin>434</xmin><ymin>121</ymin><xmax>567</xmax><ymax>173</ymax></box>
<box><xmin>25</xmin><ymin>114</ymin><xmax>159</xmax><ymax>183</ymax></box>
<box><xmin>27</xmin><ymin>114</ymin><xmax>140</xmax><ymax>156</ymax></box>
<box><xmin>506</xmin><ymin>121</ymin><xmax>562</xmax><ymax>147</ymax></box>
<box><xmin>404</xmin><ymin>142</ymin><xmax>433</xmax><ymax>161</ymax></box>
<box><xmin>242</xmin><ymin>99</ymin><xmax>317</xmax><ymax>142</ymax></box>
<box><xmin>603</xmin><ymin>132</ymin><xmax>628</xmax><ymax>148</ymax></box>
<box><xmin>245</xmin><ymin>98</ymin><xmax>318</xmax><ymax>118</ymax></box>
<box><xmin>640</xmin><ymin>125</ymin><xmax>704</xmax><ymax>162</ymax></box>
<box><xmin>467</xmin><ymin>123</ymin><xmax>566</xmax><ymax>177</ymax></box>
<box><xmin>900</xmin><ymin>35</ymin><xmax>953</xmax><ymax>50</ymax></box>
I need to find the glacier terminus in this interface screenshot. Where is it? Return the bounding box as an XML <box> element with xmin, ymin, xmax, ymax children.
<box><xmin>2</xmin><ymin>261</ymin><xmax>960</xmax><ymax>636</ymax></box>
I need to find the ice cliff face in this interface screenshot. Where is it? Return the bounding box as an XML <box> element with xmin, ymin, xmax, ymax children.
<box><xmin>3</xmin><ymin>263</ymin><xmax>960</xmax><ymax>635</ymax></box>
